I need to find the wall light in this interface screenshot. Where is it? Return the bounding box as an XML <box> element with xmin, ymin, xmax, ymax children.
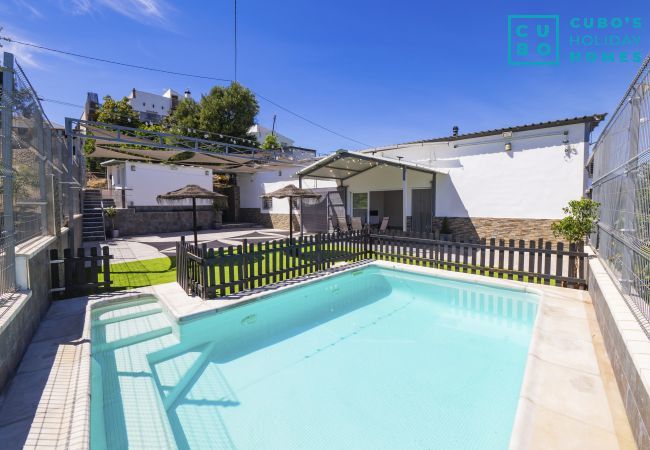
<box><xmin>504</xmin><ymin>142</ymin><xmax>512</xmax><ymax>152</ymax></box>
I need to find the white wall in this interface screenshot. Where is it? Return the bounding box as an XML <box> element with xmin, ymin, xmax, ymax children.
<box><xmin>238</xmin><ymin>166</ymin><xmax>337</xmax><ymax>214</ymax></box>
<box><xmin>367</xmin><ymin>122</ymin><xmax>589</xmax><ymax>220</ymax></box>
<box><xmin>110</xmin><ymin>162</ymin><xmax>214</xmax><ymax>206</ymax></box>
<box><xmin>127</xmin><ymin>90</ymin><xmax>173</xmax><ymax>117</ymax></box>
<box><xmin>249</xmin><ymin>124</ymin><xmax>294</xmax><ymax>147</ymax></box>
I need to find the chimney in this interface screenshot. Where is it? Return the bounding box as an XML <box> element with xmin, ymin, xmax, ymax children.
<box><xmin>452</xmin><ymin>126</ymin><xmax>459</xmax><ymax>137</ymax></box>
<box><xmin>184</xmin><ymin>89</ymin><xmax>191</xmax><ymax>99</ymax></box>
<box><xmin>131</xmin><ymin>88</ymin><xmax>136</xmax><ymax>98</ymax></box>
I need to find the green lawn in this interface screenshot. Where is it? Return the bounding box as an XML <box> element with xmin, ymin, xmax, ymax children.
<box><xmin>103</xmin><ymin>256</ymin><xmax>177</xmax><ymax>290</ymax></box>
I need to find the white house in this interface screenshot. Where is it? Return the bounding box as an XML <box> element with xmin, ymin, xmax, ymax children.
<box><xmin>240</xmin><ymin>115</ymin><xmax>605</xmax><ymax>241</ymax></box>
<box><xmin>248</xmin><ymin>124</ymin><xmax>294</xmax><ymax>147</ymax></box>
<box><xmin>238</xmin><ymin>165</ymin><xmax>337</xmax><ymax>229</ymax></box>
<box><xmin>102</xmin><ymin>160</ymin><xmax>214</xmax><ymax>207</ymax></box>
<box><xmin>126</xmin><ymin>88</ymin><xmax>192</xmax><ymax>123</ymax></box>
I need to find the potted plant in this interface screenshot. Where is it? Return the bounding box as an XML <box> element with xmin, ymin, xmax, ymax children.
<box><xmin>551</xmin><ymin>198</ymin><xmax>600</xmax><ymax>285</ymax></box>
<box><xmin>213</xmin><ymin>196</ymin><xmax>228</xmax><ymax>227</ymax></box>
<box><xmin>439</xmin><ymin>217</ymin><xmax>453</xmax><ymax>241</ymax></box>
<box><xmin>104</xmin><ymin>206</ymin><xmax>119</xmax><ymax>238</ymax></box>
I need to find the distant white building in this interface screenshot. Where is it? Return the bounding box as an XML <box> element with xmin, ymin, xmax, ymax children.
<box><xmin>126</xmin><ymin>88</ymin><xmax>192</xmax><ymax>123</ymax></box>
<box><xmin>248</xmin><ymin>124</ymin><xmax>294</xmax><ymax>147</ymax></box>
<box><xmin>101</xmin><ymin>160</ymin><xmax>213</xmax><ymax>207</ymax></box>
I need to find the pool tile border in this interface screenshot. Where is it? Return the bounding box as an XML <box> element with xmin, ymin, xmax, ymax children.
<box><xmin>14</xmin><ymin>261</ymin><xmax>636</xmax><ymax>449</ymax></box>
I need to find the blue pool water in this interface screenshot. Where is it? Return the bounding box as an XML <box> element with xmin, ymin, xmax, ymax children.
<box><xmin>90</xmin><ymin>265</ymin><xmax>539</xmax><ymax>449</ymax></box>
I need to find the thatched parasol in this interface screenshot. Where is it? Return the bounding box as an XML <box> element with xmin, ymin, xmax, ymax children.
<box><xmin>261</xmin><ymin>184</ymin><xmax>320</xmax><ymax>239</ymax></box>
<box><xmin>157</xmin><ymin>184</ymin><xmax>227</xmax><ymax>246</ymax></box>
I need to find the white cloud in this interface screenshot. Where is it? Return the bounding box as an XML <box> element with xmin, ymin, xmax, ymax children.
<box><xmin>71</xmin><ymin>0</ymin><xmax>172</xmax><ymax>25</ymax></box>
<box><xmin>1</xmin><ymin>30</ymin><xmax>45</xmax><ymax>69</ymax></box>
<box><xmin>12</xmin><ymin>0</ymin><xmax>43</xmax><ymax>18</ymax></box>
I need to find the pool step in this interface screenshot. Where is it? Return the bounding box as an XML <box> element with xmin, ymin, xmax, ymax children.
<box><xmin>93</xmin><ymin>311</ymin><xmax>173</xmax><ymax>353</ymax></box>
<box><xmin>157</xmin><ymin>342</ymin><xmax>216</xmax><ymax>410</ymax></box>
<box><xmin>94</xmin><ymin>301</ymin><xmax>163</xmax><ymax>325</ymax></box>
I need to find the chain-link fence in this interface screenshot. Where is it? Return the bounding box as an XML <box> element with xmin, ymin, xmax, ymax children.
<box><xmin>591</xmin><ymin>54</ymin><xmax>650</xmax><ymax>326</ymax></box>
<box><xmin>1</xmin><ymin>52</ymin><xmax>84</xmax><ymax>298</ymax></box>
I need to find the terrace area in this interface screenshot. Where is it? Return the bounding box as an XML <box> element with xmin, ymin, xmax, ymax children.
<box><xmin>0</xmin><ymin>49</ymin><xmax>649</xmax><ymax>450</ymax></box>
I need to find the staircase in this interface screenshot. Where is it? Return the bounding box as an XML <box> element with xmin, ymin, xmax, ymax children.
<box><xmin>82</xmin><ymin>189</ymin><xmax>106</xmax><ymax>242</ymax></box>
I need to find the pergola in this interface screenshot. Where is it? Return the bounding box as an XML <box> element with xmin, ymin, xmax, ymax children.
<box><xmin>66</xmin><ymin>118</ymin><xmax>299</xmax><ymax>173</ymax></box>
<box><xmin>296</xmin><ymin>150</ymin><xmax>447</xmax><ymax>232</ymax></box>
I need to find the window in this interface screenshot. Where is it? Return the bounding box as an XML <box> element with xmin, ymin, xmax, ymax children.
<box><xmin>142</xmin><ymin>102</ymin><xmax>146</xmax><ymax>106</ymax></box>
<box><xmin>352</xmin><ymin>192</ymin><xmax>367</xmax><ymax>222</ymax></box>
<box><xmin>262</xmin><ymin>197</ymin><xmax>272</xmax><ymax>210</ymax></box>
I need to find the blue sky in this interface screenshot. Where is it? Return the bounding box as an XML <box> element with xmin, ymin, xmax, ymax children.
<box><xmin>0</xmin><ymin>0</ymin><xmax>647</xmax><ymax>152</ymax></box>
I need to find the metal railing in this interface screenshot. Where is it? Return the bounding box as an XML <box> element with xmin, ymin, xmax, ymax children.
<box><xmin>590</xmin><ymin>53</ymin><xmax>650</xmax><ymax>326</ymax></box>
<box><xmin>0</xmin><ymin>51</ymin><xmax>85</xmax><ymax>297</ymax></box>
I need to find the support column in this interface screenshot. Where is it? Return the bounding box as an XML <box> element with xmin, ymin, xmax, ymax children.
<box><xmin>44</xmin><ymin>128</ymin><xmax>56</xmax><ymax>236</ymax></box>
<box><xmin>1</xmin><ymin>52</ymin><xmax>15</xmax><ymax>287</ymax></box>
<box><xmin>431</xmin><ymin>172</ymin><xmax>436</xmax><ymax>232</ymax></box>
<box><xmin>64</xmin><ymin>118</ymin><xmax>75</xmax><ymax>248</ymax></box>
<box><xmin>402</xmin><ymin>167</ymin><xmax>408</xmax><ymax>232</ymax></box>
<box><xmin>35</xmin><ymin>109</ymin><xmax>49</xmax><ymax>236</ymax></box>
<box><xmin>299</xmin><ymin>176</ymin><xmax>303</xmax><ymax>237</ymax></box>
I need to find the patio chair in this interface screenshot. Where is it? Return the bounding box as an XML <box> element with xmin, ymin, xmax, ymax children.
<box><xmin>336</xmin><ymin>217</ymin><xmax>349</xmax><ymax>232</ymax></box>
<box><xmin>378</xmin><ymin>216</ymin><xmax>389</xmax><ymax>233</ymax></box>
<box><xmin>351</xmin><ymin>217</ymin><xmax>363</xmax><ymax>231</ymax></box>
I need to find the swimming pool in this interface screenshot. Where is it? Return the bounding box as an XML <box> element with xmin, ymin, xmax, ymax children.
<box><xmin>90</xmin><ymin>264</ymin><xmax>539</xmax><ymax>449</ymax></box>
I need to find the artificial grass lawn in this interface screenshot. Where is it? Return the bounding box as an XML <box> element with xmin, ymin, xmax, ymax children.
<box><xmin>102</xmin><ymin>256</ymin><xmax>177</xmax><ymax>290</ymax></box>
<box><xmin>103</xmin><ymin>245</ymin><xmax>557</xmax><ymax>291</ymax></box>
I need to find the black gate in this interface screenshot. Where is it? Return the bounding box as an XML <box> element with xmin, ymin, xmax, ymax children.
<box><xmin>50</xmin><ymin>246</ymin><xmax>113</xmax><ymax>298</ymax></box>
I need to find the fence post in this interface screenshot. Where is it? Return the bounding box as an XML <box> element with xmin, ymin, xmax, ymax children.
<box><xmin>201</xmin><ymin>243</ymin><xmax>208</xmax><ymax>298</ymax></box>
<box><xmin>1</xmin><ymin>53</ymin><xmax>16</xmax><ymax>291</ymax></box>
<box><xmin>102</xmin><ymin>246</ymin><xmax>111</xmax><ymax>290</ymax></box>
<box><xmin>315</xmin><ymin>233</ymin><xmax>322</xmax><ymax>272</ymax></box>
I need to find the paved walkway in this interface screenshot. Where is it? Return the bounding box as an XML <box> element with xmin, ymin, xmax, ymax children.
<box><xmin>84</xmin><ymin>228</ymin><xmax>295</xmax><ymax>264</ymax></box>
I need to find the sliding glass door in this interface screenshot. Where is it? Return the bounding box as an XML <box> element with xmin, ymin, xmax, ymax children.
<box><xmin>352</xmin><ymin>192</ymin><xmax>368</xmax><ymax>223</ymax></box>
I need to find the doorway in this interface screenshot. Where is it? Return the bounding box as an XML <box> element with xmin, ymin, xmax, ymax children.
<box><xmin>411</xmin><ymin>188</ymin><xmax>432</xmax><ymax>232</ymax></box>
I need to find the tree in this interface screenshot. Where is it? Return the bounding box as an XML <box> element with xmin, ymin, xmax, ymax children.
<box><xmin>96</xmin><ymin>95</ymin><xmax>141</xmax><ymax>128</ymax></box>
<box><xmin>551</xmin><ymin>198</ymin><xmax>600</xmax><ymax>243</ymax></box>
<box><xmin>199</xmin><ymin>82</ymin><xmax>258</xmax><ymax>139</ymax></box>
<box><xmin>260</xmin><ymin>133</ymin><xmax>282</xmax><ymax>150</ymax></box>
<box><xmin>163</xmin><ymin>98</ymin><xmax>201</xmax><ymax>138</ymax></box>
<box><xmin>85</xmin><ymin>96</ymin><xmax>141</xmax><ymax>175</ymax></box>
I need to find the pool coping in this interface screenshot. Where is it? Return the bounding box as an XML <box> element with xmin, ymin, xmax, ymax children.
<box><xmin>20</xmin><ymin>260</ymin><xmax>634</xmax><ymax>449</ymax></box>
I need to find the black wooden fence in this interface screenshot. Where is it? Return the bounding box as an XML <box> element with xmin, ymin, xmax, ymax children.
<box><xmin>177</xmin><ymin>230</ymin><xmax>588</xmax><ymax>299</ymax></box>
<box><xmin>50</xmin><ymin>246</ymin><xmax>113</xmax><ymax>298</ymax></box>
<box><xmin>176</xmin><ymin>231</ymin><xmax>370</xmax><ymax>298</ymax></box>
<box><xmin>372</xmin><ymin>231</ymin><xmax>587</xmax><ymax>289</ymax></box>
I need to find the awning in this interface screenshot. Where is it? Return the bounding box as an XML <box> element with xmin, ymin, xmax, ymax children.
<box><xmin>296</xmin><ymin>150</ymin><xmax>448</xmax><ymax>180</ymax></box>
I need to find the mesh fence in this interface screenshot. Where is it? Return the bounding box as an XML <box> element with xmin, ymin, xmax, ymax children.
<box><xmin>0</xmin><ymin>52</ymin><xmax>84</xmax><ymax>298</ymax></box>
<box><xmin>591</xmin><ymin>54</ymin><xmax>650</xmax><ymax>327</ymax></box>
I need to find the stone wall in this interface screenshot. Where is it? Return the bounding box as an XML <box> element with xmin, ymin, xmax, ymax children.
<box><xmin>0</xmin><ymin>239</ymin><xmax>58</xmax><ymax>391</ymax></box>
<box><xmin>432</xmin><ymin>217</ymin><xmax>557</xmax><ymax>242</ymax></box>
<box><xmin>113</xmin><ymin>206</ymin><xmax>218</xmax><ymax>236</ymax></box>
<box><xmin>240</xmin><ymin>208</ymin><xmax>299</xmax><ymax>230</ymax></box>
<box><xmin>589</xmin><ymin>256</ymin><xmax>650</xmax><ymax>449</ymax></box>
